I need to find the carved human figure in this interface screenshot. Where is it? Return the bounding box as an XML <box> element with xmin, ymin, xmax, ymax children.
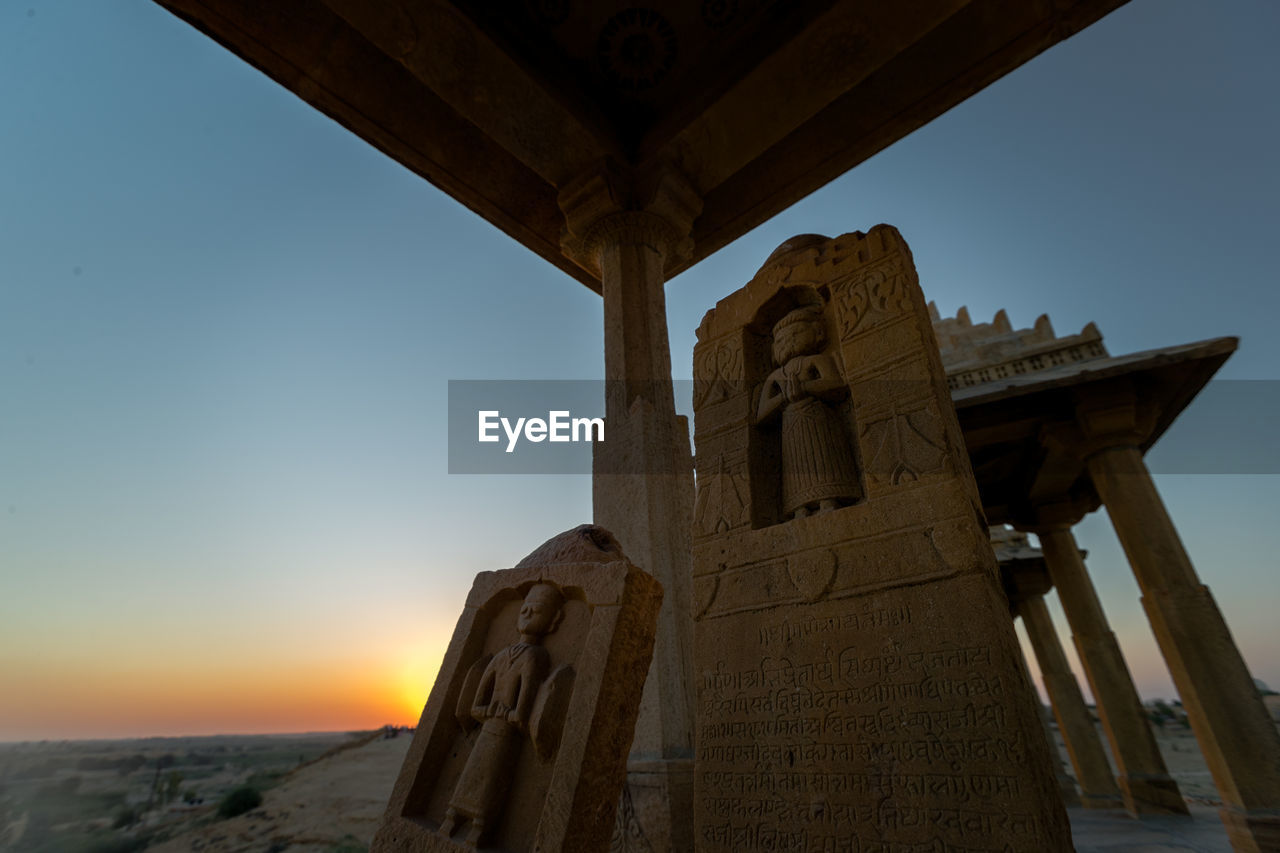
<box><xmin>440</xmin><ymin>583</ymin><xmax>565</xmax><ymax>846</ymax></box>
<box><xmin>757</xmin><ymin>303</ymin><xmax>860</xmax><ymax>518</ymax></box>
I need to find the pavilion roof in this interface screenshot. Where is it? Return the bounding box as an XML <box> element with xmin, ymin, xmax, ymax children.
<box><xmin>950</xmin><ymin>336</ymin><xmax>1237</xmax><ymax>526</ymax></box>
<box><xmin>152</xmin><ymin>0</ymin><xmax>1129</xmax><ymax>290</ymax></box>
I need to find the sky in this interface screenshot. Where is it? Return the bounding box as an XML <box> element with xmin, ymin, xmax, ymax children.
<box><xmin>1</xmin><ymin>0</ymin><xmax>1278</xmax><ymax>741</ymax></box>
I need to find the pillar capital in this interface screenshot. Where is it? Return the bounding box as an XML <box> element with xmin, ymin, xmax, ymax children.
<box><xmin>1039</xmin><ymin>380</ymin><xmax>1158</xmax><ymax>462</ymax></box>
<box><xmin>558</xmin><ymin>160</ymin><xmax>702</xmax><ymax>276</ymax></box>
<box><xmin>1001</xmin><ymin>560</ymin><xmax>1053</xmax><ymax>611</ymax></box>
<box><xmin>1075</xmin><ymin>385</ymin><xmax>1155</xmax><ymax>448</ymax></box>
<box><xmin>584</xmin><ymin>211</ymin><xmax>683</xmax><ymax>262</ymax></box>
<box><xmin>1015</xmin><ymin>497</ymin><xmax>1094</xmax><ymax>533</ymax></box>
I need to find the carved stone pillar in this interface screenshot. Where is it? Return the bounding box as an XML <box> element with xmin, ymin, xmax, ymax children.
<box><xmin>1017</xmin><ymin>594</ymin><xmax>1123</xmax><ymax>810</ymax></box>
<box><xmin>1031</xmin><ymin>522</ymin><xmax>1188</xmax><ymax>817</ymax></box>
<box><xmin>691</xmin><ymin>228</ymin><xmax>1075</xmax><ymax>851</ymax></box>
<box><xmin>1070</xmin><ymin>391</ymin><xmax>1280</xmax><ymax>851</ymax></box>
<box><xmin>560</xmin><ymin>165</ymin><xmax>701</xmax><ymax>853</ymax></box>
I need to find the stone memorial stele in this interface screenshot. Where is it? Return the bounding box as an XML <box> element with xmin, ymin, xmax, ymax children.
<box><xmin>690</xmin><ymin>227</ymin><xmax>1074</xmax><ymax>852</ymax></box>
<box><xmin>372</xmin><ymin>525</ymin><xmax>663</xmax><ymax>853</ymax></box>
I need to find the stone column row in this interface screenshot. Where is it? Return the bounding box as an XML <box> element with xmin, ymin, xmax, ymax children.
<box><xmin>1032</xmin><ymin>391</ymin><xmax>1280</xmax><ymax>852</ymax></box>
<box><xmin>1031</xmin><ymin>524</ymin><xmax>1188</xmax><ymax>816</ymax></box>
<box><xmin>1087</xmin><ymin>443</ymin><xmax>1280</xmax><ymax>852</ymax></box>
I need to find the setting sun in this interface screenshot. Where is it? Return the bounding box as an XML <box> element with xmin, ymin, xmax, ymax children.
<box><xmin>398</xmin><ymin>648</ymin><xmax>444</xmax><ymax>724</ymax></box>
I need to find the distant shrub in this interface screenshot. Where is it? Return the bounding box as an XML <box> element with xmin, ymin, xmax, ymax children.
<box><xmin>112</xmin><ymin>806</ymin><xmax>141</xmax><ymax>829</ymax></box>
<box><xmin>216</xmin><ymin>785</ymin><xmax>262</xmax><ymax>819</ymax></box>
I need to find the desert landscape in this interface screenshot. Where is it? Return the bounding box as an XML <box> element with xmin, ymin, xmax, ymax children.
<box><xmin>0</xmin><ymin>730</ymin><xmax>391</xmax><ymax>853</ymax></box>
<box><xmin>0</xmin><ymin>716</ymin><xmax>1256</xmax><ymax>853</ymax></box>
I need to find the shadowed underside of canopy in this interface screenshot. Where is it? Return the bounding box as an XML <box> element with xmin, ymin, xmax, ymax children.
<box><xmin>151</xmin><ymin>0</ymin><xmax>1128</xmax><ymax>290</ymax></box>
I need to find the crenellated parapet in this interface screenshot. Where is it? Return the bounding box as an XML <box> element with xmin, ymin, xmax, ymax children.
<box><xmin>929</xmin><ymin>304</ymin><xmax>1108</xmax><ymax>390</ymax></box>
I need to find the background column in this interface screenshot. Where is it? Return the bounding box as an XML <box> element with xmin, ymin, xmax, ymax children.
<box><xmin>1017</xmin><ymin>594</ymin><xmax>1123</xmax><ymax>810</ymax></box>
<box><xmin>1032</xmin><ymin>522</ymin><xmax>1187</xmax><ymax>816</ymax></box>
<box><xmin>1015</xmin><ymin>640</ymin><xmax>1083</xmax><ymax>808</ymax></box>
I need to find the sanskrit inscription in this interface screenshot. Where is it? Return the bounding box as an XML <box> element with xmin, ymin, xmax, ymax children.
<box><xmin>757</xmin><ymin>605</ymin><xmax>911</xmax><ymax>646</ymax></box>
<box><xmin>695</xmin><ymin>584</ymin><xmax>1054</xmax><ymax>851</ymax></box>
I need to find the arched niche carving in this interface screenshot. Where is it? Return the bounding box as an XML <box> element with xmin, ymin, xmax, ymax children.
<box><xmin>744</xmin><ymin>285</ymin><xmax>864</xmax><ymax>528</ymax></box>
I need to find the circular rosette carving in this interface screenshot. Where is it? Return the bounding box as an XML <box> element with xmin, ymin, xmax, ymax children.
<box><xmin>700</xmin><ymin>0</ymin><xmax>737</xmax><ymax>28</ymax></box>
<box><xmin>597</xmin><ymin>8</ymin><xmax>678</xmax><ymax>91</ymax></box>
<box><xmin>787</xmin><ymin>549</ymin><xmax>836</xmax><ymax>602</ymax></box>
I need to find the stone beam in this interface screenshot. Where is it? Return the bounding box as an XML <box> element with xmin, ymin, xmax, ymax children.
<box><xmin>154</xmin><ymin>0</ymin><xmax>596</xmax><ymax>288</ymax></box>
<box><xmin>320</xmin><ymin>0</ymin><xmax>620</xmax><ymax>185</ymax></box>
<box><xmin>682</xmin><ymin>0</ymin><xmax>1129</xmax><ymax>269</ymax></box>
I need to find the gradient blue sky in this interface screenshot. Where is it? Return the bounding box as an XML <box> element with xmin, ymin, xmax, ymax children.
<box><xmin>2</xmin><ymin>0</ymin><xmax>1278</xmax><ymax>740</ymax></box>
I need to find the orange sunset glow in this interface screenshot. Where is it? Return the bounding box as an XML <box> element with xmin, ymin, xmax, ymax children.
<box><xmin>1</xmin><ymin>603</ymin><xmax>453</xmax><ymax>741</ymax></box>
<box><xmin>1</xmin><ymin>651</ymin><xmax>443</xmax><ymax>741</ymax></box>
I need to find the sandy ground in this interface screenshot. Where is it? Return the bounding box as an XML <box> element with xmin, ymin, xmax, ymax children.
<box><xmin>1148</xmin><ymin>726</ymin><xmax>1220</xmax><ymax>802</ymax></box>
<box><xmin>1049</xmin><ymin>723</ymin><xmax>1223</xmax><ymax>804</ymax></box>
<box><xmin>148</xmin><ymin>735</ymin><xmax>410</xmax><ymax>853</ymax></box>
